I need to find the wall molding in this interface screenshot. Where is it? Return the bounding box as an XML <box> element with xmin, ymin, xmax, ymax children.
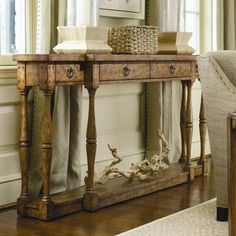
<box><xmin>0</xmin><ymin>66</ymin><xmax>17</xmax><ymax>85</ymax></box>
<box><xmin>0</xmin><ymin>173</ymin><xmax>21</xmax><ymax>184</ymax></box>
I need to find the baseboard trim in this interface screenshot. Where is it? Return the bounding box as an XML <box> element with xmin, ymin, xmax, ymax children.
<box><xmin>0</xmin><ymin>173</ymin><xmax>21</xmax><ymax>184</ymax></box>
<box><xmin>0</xmin><ymin>202</ymin><xmax>16</xmax><ymax>212</ymax></box>
<box><xmin>191</xmin><ymin>154</ymin><xmax>211</xmax><ymax>162</ymax></box>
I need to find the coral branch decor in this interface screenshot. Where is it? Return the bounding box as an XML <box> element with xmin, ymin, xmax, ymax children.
<box><xmin>92</xmin><ymin>131</ymin><xmax>169</xmax><ymax>185</ymax></box>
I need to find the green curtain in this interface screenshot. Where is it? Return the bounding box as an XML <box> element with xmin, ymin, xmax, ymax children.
<box><xmin>145</xmin><ymin>0</ymin><xmax>184</xmax><ymax>163</ymax></box>
<box><xmin>216</xmin><ymin>0</ymin><xmax>236</xmax><ymax>49</ymax></box>
<box><xmin>30</xmin><ymin>0</ymin><xmax>82</xmax><ymax>197</ymax></box>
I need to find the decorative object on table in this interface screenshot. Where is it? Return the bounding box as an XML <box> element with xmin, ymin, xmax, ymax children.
<box><xmin>108</xmin><ymin>25</ymin><xmax>159</xmax><ymax>54</ymax></box>
<box><xmin>53</xmin><ymin>26</ymin><xmax>112</xmax><ymax>54</ymax></box>
<box><xmin>92</xmin><ymin>131</ymin><xmax>169</xmax><ymax>185</ymax></box>
<box><xmin>158</xmin><ymin>32</ymin><xmax>195</xmax><ymax>55</ymax></box>
<box><xmin>53</xmin><ymin>0</ymin><xmax>112</xmax><ymax>54</ymax></box>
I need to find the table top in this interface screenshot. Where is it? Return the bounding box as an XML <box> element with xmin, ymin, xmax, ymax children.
<box><xmin>13</xmin><ymin>53</ymin><xmax>197</xmax><ymax>62</ymax></box>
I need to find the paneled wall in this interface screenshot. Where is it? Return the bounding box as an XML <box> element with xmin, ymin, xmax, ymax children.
<box><xmin>0</xmin><ymin>67</ymin><xmax>21</xmax><ymax>206</ymax></box>
<box><xmin>79</xmin><ymin>84</ymin><xmax>145</xmax><ymax>185</ymax></box>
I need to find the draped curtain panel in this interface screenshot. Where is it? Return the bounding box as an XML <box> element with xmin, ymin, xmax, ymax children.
<box><xmin>146</xmin><ymin>0</ymin><xmax>184</xmax><ymax>163</ymax></box>
<box><xmin>216</xmin><ymin>0</ymin><xmax>236</xmax><ymax>50</ymax></box>
<box><xmin>30</xmin><ymin>0</ymin><xmax>82</xmax><ymax>196</ymax></box>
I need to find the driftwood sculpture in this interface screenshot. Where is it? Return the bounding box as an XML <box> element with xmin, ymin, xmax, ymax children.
<box><xmin>93</xmin><ymin>130</ymin><xmax>169</xmax><ymax>184</ymax></box>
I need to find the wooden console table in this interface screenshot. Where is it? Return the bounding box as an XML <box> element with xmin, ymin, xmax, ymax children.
<box><xmin>13</xmin><ymin>54</ymin><xmax>207</xmax><ymax>220</ymax></box>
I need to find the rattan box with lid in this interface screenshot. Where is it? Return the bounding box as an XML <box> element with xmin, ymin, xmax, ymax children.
<box><xmin>108</xmin><ymin>25</ymin><xmax>159</xmax><ymax>55</ymax></box>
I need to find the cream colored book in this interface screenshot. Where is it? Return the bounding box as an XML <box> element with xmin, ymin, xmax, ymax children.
<box><xmin>158</xmin><ymin>32</ymin><xmax>195</xmax><ymax>55</ymax></box>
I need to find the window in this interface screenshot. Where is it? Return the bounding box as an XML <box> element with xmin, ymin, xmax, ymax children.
<box><xmin>0</xmin><ymin>0</ymin><xmax>26</xmax><ymax>55</ymax></box>
<box><xmin>184</xmin><ymin>0</ymin><xmax>200</xmax><ymax>53</ymax></box>
<box><xmin>0</xmin><ymin>0</ymin><xmax>36</xmax><ymax>66</ymax></box>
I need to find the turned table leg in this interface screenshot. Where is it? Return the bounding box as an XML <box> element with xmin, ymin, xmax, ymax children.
<box><xmin>179</xmin><ymin>81</ymin><xmax>187</xmax><ymax>163</ymax></box>
<box><xmin>17</xmin><ymin>88</ymin><xmax>31</xmax><ymax>216</ymax></box>
<box><xmin>39</xmin><ymin>90</ymin><xmax>54</xmax><ymax>220</ymax></box>
<box><xmin>41</xmin><ymin>91</ymin><xmax>53</xmax><ymax>200</ymax></box>
<box><xmin>16</xmin><ymin>62</ymin><xmax>31</xmax><ymax>216</ymax></box>
<box><xmin>198</xmin><ymin>94</ymin><xmax>208</xmax><ymax>175</ymax></box>
<box><xmin>83</xmin><ymin>88</ymin><xmax>98</xmax><ymax>210</ymax></box>
<box><xmin>185</xmin><ymin>80</ymin><xmax>194</xmax><ymax>180</ymax></box>
<box><xmin>38</xmin><ymin>64</ymin><xmax>56</xmax><ymax>220</ymax></box>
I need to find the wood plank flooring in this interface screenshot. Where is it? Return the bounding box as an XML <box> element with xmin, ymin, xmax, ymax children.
<box><xmin>0</xmin><ymin>170</ymin><xmax>215</xmax><ymax>236</ymax></box>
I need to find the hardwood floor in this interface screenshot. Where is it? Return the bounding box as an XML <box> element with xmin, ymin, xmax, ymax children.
<box><xmin>0</xmin><ymin>170</ymin><xmax>215</xmax><ymax>236</ymax></box>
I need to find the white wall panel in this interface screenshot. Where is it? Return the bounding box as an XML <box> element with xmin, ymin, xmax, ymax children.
<box><xmin>0</xmin><ymin>67</ymin><xmax>22</xmax><ymax>206</ymax></box>
<box><xmin>0</xmin><ymin>179</ymin><xmax>21</xmax><ymax>206</ymax></box>
<box><xmin>0</xmin><ymin>105</ymin><xmax>20</xmax><ymax>147</ymax></box>
<box><xmin>80</xmin><ymin>84</ymin><xmax>145</xmax><ymax>165</ymax></box>
<box><xmin>0</xmin><ymin>151</ymin><xmax>20</xmax><ymax>177</ymax></box>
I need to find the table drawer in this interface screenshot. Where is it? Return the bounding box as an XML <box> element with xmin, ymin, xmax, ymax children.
<box><xmin>151</xmin><ymin>62</ymin><xmax>192</xmax><ymax>78</ymax></box>
<box><xmin>100</xmin><ymin>63</ymin><xmax>149</xmax><ymax>81</ymax></box>
<box><xmin>55</xmin><ymin>64</ymin><xmax>84</xmax><ymax>83</ymax></box>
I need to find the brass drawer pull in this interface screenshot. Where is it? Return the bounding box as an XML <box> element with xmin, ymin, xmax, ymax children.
<box><xmin>67</xmin><ymin>67</ymin><xmax>75</xmax><ymax>79</ymax></box>
<box><xmin>169</xmin><ymin>65</ymin><xmax>176</xmax><ymax>74</ymax></box>
<box><xmin>122</xmin><ymin>66</ymin><xmax>131</xmax><ymax>77</ymax></box>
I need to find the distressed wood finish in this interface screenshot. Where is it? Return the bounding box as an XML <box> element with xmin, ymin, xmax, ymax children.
<box><xmin>38</xmin><ymin>64</ymin><xmax>56</xmax><ymax>220</ymax></box>
<box><xmin>25</xmin><ymin>63</ymin><xmax>40</xmax><ymax>86</ymax></box>
<box><xmin>18</xmin><ymin>88</ymin><xmax>31</xmax><ymax>216</ymax></box>
<box><xmin>85</xmin><ymin>54</ymin><xmax>197</xmax><ymax>62</ymax></box>
<box><xmin>99</xmin><ymin>63</ymin><xmax>149</xmax><ymax>81</ymax></box>
<box><xmin>15</xmin><ymin>163</ymin><xmax>204</xmax><ymax>220</ymax></box>
<box><xmin>228</xmin><ymin>113</ymin><xmax>236</xmax><ymax>236</ymax></box>
<box><xmin>179</xmin><ymin>81</ymin><xmax>187</xmax><ymax>163</ymax></box>
<box><xmin>150</xmin><ymin>62</ymin><xmax>192</xmax><ymax>78</ymax></box>
<box><xmin>198</xmin><ymin>94</ymin><xmax>208</xmax><ymax>175</ymax></box>
<box><xmin>39</xmin><ymin>91</ymin><xmax>54</xmax><ymax>220</ymax></box>
<box><xmin>185</xmin><ymin>80</ymin><xmax>194</xmax><ymax>181</ymax></box>
<box><xmin>14</xmin><ymin>54</ymin><xmax>197</xmax><ymax>63</ymax></box>
<box><xmin>55</xmin><ymin>64</ymin><xmax>84</xmax><ymax>83</ymax></box>
<box><xmin>17</xmin><ymin>62</ymin><xmax>31</xmax><ymax>216</ymax></box>
<box><xmin>83</xmin><ymin>88</ymin><xmax>98</xmax><ymax>211</ymax></box>
<box><xmin>13</xmin><ymin>54</ymin><xmax>205</xmax><ymax>220</ymax></box>
<box><xmin>83</xmin><ymin>64</ymin><xmax>99</xmax><ymax>211</ymax></box>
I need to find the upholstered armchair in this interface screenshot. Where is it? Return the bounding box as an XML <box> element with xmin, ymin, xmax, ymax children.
<box><xmin>198</xmin><ymin>51</ymin><xmax>236</xmax><ymax>221</ymax></box>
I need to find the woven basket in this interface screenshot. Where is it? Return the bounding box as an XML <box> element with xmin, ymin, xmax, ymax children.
<box><xmin>108</xmin><ymin>25</ymin><xmax>159</xmax><ymax>55</ymax></box>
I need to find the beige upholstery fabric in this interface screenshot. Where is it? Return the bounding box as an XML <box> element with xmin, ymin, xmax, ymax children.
<box><xmin>198</xmin><ymin>51</ymin><xmax>236</xmax><ymax>209</ymax></box>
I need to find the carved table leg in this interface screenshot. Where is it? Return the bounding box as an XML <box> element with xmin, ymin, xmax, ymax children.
<box><xmin>17</xmin><ymin>88</ymin><xmax>31</xmax><ymax>216</ymax></box>
<box><xmin>198</xmin><ymin>94</ymin><xmax>208</xmax><ymax>175</ymax></box>
<box><xmin>39</xmin><ymin>91</ymin><xmax>54</xmax><ymax>220</ymax></box>
<box><xmin>185</xmin><ymin>80</ymin><xmax>194</xmax><ymax>181</ymax></box>
<box><xmin>179</xmin><ymin>81</ymin><xmax>187</xmax><ymax>163</ymax></box>
<box><xmin>83</xmin><ymin>88</ymin><xmax>98</xmax><ymax>211</ymax></box>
